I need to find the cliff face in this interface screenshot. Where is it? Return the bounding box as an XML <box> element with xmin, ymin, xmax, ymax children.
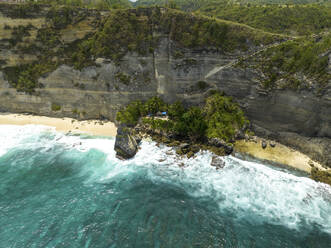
<box><xmin>0</xmin><ymin>4</ymin><xmax>330</xmax><ymax>167</ymax></box>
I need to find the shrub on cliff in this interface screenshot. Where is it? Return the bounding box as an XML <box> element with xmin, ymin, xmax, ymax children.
<box><xmin>178</xmin><ymin>107</ymin><xmax>207</xmax><ymax>141</ymax></box>
<box><xmin>198</xmin><ymin>3</ymin><xmax>331</xmax><ymax>36</ymax></box>
<box><xmin>247</xmin><ymin>34</ymin><xmax>331</xmax><ymax>89</ymax></box>
<box><xmin>6</xmin><ymin>3</ymin><xmax>42</xmax><ymax>19</ymax></box>
<box><xmin>70</xmin><ymin>7</ymin><xmax>281</xmax><ymax>68</ymax></box>
<box><xmin>116</xmin><ymin>100</ymin><xmax>144</xmax><ymax>126</ymax></box>
<box><xmin>167</xmin><ymin>101</ymin><xmax>186</xmax><ymax>121</ymax></box>
<box><xmin>46</xmin><ymin>6</ymin><xmax>76</xmax><ymax>29</ymax></box>
<box><xmin>3</xmin><ymin>63</ymin><xmax>56</xmax><ymax>94</ymax></box>
<box><xmin>204</xmin><ymin>93</ymin><xmax>248</xmax><ymax>142</ymax></box>
<box><xmin>143</xmin><ymin>96</ymin><xmax>167</xmax><ymax>115</ymax></box>
<box><xmin>116</xmin><ymin>97</ymin><xmax>168</xmax><ymax>125</ymax></box>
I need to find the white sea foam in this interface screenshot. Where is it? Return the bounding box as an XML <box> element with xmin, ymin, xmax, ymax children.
<box><xmin>1</xmin><ymin>125</ymin><xmax>331</xmax><ymax>234</ymax></box>
<box><xmin>115</xmin><ymin>141</ymin><xmax>331</xmax><ymax>233</ymax></box>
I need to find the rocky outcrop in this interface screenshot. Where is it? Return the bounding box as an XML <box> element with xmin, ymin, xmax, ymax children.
<box><xmin>208</xmin><ymin>138</ymin><xmax>234</xmax><ymax>155</ymax></box>
<box><xmin>114</xmin><ymin>125</ymin><xmax>138</xmax><ymax>160</ymax></box>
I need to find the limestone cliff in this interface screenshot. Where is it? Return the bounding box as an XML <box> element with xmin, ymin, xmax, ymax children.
<box><xmin>0</xmin><ymin>4</ymin><xmax>330</xmax><ymax>167</ymax></box>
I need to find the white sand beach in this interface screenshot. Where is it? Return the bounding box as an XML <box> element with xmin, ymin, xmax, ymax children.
<box><xmin>0</xmin><ymin>113</ymin><xmax>117</xmax><ymax>137</ymax></box>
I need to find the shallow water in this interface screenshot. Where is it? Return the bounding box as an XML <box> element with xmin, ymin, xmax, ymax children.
<box><xmin>0</xmin><ymin>125</ymin><xmax>330</xmax><ymax>247</ymax></box>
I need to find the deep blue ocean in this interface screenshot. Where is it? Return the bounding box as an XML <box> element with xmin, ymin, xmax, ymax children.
<box><xmin>0</xmin><ymin>125</ymin><xmax>331</xmax><ymax>248</ymax></box>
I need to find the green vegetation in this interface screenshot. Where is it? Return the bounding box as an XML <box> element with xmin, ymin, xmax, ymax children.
<box><xmin>1</xmin><ymin>3</ymin><xmax>328</xmax><ymax>94</ymax></box>
<box><xmin>311</xmin><ymin>168</ymin><xmax>331</xmax><ymax>186</ymax></box>
<box><xmin>37</xmin><ymin>0</ymin><xmax>132</xmax><ymax>9</ymax></box>
<box><xmin>242</xmin><ymin>33</ymin><xmax>331</xmax><ymax>89</ymax></box>
<box><xmin>115</xmin><ymin>72</ymin><xmax>131</xmax><ymax>85</ymax></box>
<box><xmin>135</xmin><ymin>0</ymin><xmax>213</xmax><ymax>11</ymax></box>
<box><xmin>71</xmin><ymin>9</ymin><xmax>153</xmax><ymax>66</ymax></box>
<box><xmin>204</xmin><ymin>93</ymin><xmax>248</xmax><ymax>141</ymax></box>
<box><xmin>136</xmin><ymin>0</ymin><xmax>330</xmax><ymax>10</ymax></box>
<box><xmin>51</xmin><ymin>103</ymin><xmax>61</xmax><ymax>111</ymax></box>
<box><xmin>3</xmin><ymin>62</ymin><xmax>57</xmax><ymax>94</ymax></box>
<box><xmin>36</xmin><ymin>27</ymin><xmax>60</xmax><ymax>49</ymax></box>
<box><xmin>158</xmin><ymin>9</ymin><xmax>281</xmax><ymax>50</ymax></box>
<box><xmin>5</xmin><ymin>2</ymin><xmax>42</xmax><ymax>19</ymax></box>
<box><xmin>198</xmin><ymin>4</ymin><xmax>331</xmax><ymax>36</ymax></box>
<box><xmin>196</xmin><ymin>81</ymin><xmax>208</xmax><ymax>90</ymax></box>
<box><xmin>9</xmin><ymin>24</ymin><xmax>33</xmax><ymax>47</ymax></box>
<box><xmin>46</xmin><ymin>6</ymin><xmax>76</xmax><ymax>29</ymax></box>
<box><xmin>117</xmin><ymin>93</ymin><xmax>248</xmax><ymax>142</ymax></box>
<box><xmin>136</xmin><ymin>0</ymin><xmax>331</xmax><ymax>35</ymax></box>
<box><xmin>2</xmin><ymin>5</ymin><xmax>100</xmax><ymax>92</ymax></box>
<box><xmin>71</xmin><ymin>7</ymin><xmax>281</xmax><ymax>68</ymax></box>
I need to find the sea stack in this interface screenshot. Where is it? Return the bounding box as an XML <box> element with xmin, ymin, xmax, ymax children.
<box><xmin>114</xmin><ymin>125</ymin><xmax>138</xmax><ymax>160</ymax></box>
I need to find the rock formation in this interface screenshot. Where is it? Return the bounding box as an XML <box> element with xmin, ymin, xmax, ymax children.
<box><xmin>114</xmin><ymin>125</ymin><xmax>138</xmax><ymax>160</ymax></box>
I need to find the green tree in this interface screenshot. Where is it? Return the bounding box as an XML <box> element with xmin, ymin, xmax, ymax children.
<box><xmin>143</xmin><ymin>96</ymin><xmax>166</xmax><ymax>115</ymax></box>
<box><xmin>204</xmin><ymin>93</ymin><xmax>248</xmax><ymax>142</ymax></box>
<box><xmin>167</xmin><ymin>101</ymin><xmax>186</xmax><ymax>121</ymax></box>
<box><xmin>116</xmin><ymin>101</ymin><xmax>144</xmax><ymax>126</ymax></box>
<box><xmin>180</xmin><ymin>106</ymin><xmax>207</xmax><ymax>141</ymax></box>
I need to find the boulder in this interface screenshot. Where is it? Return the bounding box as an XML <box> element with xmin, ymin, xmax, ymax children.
<box><xmin>179</xmin><ymin>143</ymin><xmax>190</xmax><ymax>150</ymax></box>
<box><xmin>211</xmin><ymin>156</ymin><xmax>226</xmax><ymax>170</ymax></box>
<box><xmin>115</xmin><ymin>126</ymin><xmax>138</xmax><ymax>160</ymax></box>
<box><xmin>208</xmin><ymin>138</ymin><xmax>233</xmax><ymax>155</ymax></box>
<box><xmin>208</xmin><ymin>138</ymin><xmax>225</xmax><ymax>147</ymax></box>
<box><xmin>224</xmin><ymin>145</ymin><xmax>233</xmax><ymax>155</ymax></box>
<box><xmin>176</xmin><ymin>143</ymin><xmax>190</xmax><ymax>155</ymax></box>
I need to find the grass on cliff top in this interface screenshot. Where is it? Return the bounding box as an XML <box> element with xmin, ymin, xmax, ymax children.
<box><xmin>135</xmin><ymin>1</ymin><xmax>331</xmax><ymax>36</ymax></box>
<box><xmin>116</xmin><ymin>93</ymin><xmax>249</xmax><ymax>143</ymax></box>
<box><xmin>197</xmin><ymin>3</ymin><xmax>331</xmax><ymax>36</ymax></box>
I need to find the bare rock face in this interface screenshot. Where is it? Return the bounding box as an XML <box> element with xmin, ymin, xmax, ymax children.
<box><xmin>114</xmin><ymin>126</ymin><xmax>138</xmax><ymax>160</ymax></box>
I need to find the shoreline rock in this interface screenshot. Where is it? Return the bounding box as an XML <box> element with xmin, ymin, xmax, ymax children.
<box><xmin>114</xmin><ymin>125</ymin><xmax>138</xmax><ymax>160</ymax></box>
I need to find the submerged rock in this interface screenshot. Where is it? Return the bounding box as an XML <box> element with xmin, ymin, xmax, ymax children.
<box><xmin>211</xmin><ymin>156</ymin><xmax>226</xmax><ymax>170</ymax></box>
<box><xmin>115</xmin><ymin>125</ymin><xmax>138</xmax><ymax>160</ymax></box>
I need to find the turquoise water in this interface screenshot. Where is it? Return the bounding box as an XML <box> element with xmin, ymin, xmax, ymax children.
<box><xmin>0</xmin><ymin>125</ymin><xmax>331</xmax><ymax>248</ymax></box>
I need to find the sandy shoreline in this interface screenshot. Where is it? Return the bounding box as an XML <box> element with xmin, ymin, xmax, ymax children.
<box><xmin>235</xmin><ymin>138</ymin><xmax>325</xmax><ymax>173</ymax></box>
<box><xmin>0</xmin><ymin>113</ymin><xmax>325</xmax><ymax>173</ymax></box>
<box><xmin>0</xmin><ymin>113</ymin><xmax>117</xmax><ymax>137</ymax></box>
